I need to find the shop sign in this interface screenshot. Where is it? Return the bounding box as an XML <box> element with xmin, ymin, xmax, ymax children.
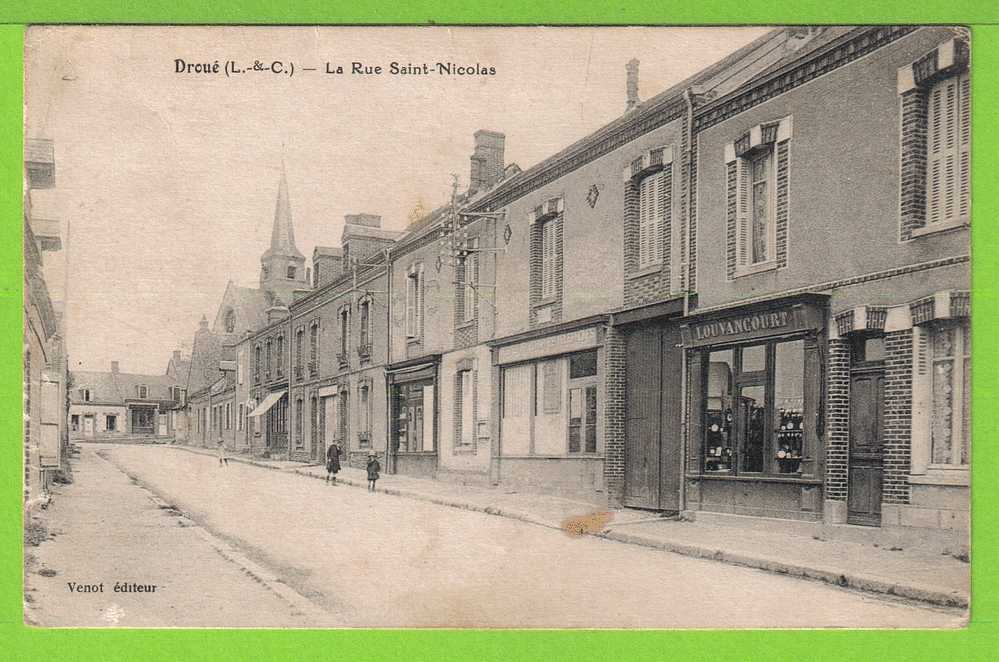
<box><xmin>681</xmin><ymin>304</ymin><xmax>817</xmax><ymax>348</ymax></box>
<box><xmin>497</xmin><ymin>327</ymin><xmax>599</xmax><ymax>365</ymax></box>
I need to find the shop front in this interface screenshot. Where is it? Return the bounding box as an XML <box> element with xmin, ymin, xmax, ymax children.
<box><xmin>248</xmin><ymin>389</ymin><xmax>288</xmax><ymax>456</ymax></box>
<box><xmin>682</xmin><ymin>294</ymin><xmax>828</xmax><ymax>522</ymax></box>
<box><xmin>492</xmin><ymin>319</ymin><xmax>607</xmax><ymax>502</ymax></box>
<box><xmin>386</xmin><ymin>355</ymin><xmax>440</xmax><ymax>478</ymax></box>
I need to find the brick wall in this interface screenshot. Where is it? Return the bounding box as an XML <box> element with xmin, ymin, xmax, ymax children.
<box><xmin>899</xmin><ymin>89</ymin><xmax>928</xmax><ymax>241</ymax></box>
<box><xmin>775</xmin><ymin>141</ymin><xmax>790</xmax><ymax>269</ymax></box>
<box><xmin>603</xmin><ymin>326</ymin><xmax>626</xmax><ymax>507</ymax></box>
<box><xmin>883</xmin><ymin>329</ymin><xmax>913</xmax><ymax>504</ymax></box>
<box><xmin>824</xmin><ymin>338</ymin><xmax>851</xmax><ymax>502</ymax></box>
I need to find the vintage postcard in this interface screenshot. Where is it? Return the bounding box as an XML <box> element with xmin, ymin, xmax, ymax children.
<box><xmin>23</xmin><ymin>25</ymin><xmax>971</xmax><ymax>628</ymax></box>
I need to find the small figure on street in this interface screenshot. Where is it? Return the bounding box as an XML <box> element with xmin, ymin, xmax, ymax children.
<box><xmin>217</xmin><ymin>440</ymin><xmax>228</xmax><ymax>467</ymax></box>
<box><xmin>326</xmin><ymin>441</ymin><xmax>342</xmax><ymax>484</ymax></box>
<box><xmin>366</xmin><ymin>452</ymin><xmax>381</xmax><ymax>492</ymax></box>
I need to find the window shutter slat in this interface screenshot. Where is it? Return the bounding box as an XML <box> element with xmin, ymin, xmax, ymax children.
<box><xmin>959</xmin><ymin>72</ymin><xmax>971</xmax><ymax>219</ymax></box>
<box><xmin>737</xmin><ymin>158</ymin><xmax>750</xmax><ymax>266</ymax></box>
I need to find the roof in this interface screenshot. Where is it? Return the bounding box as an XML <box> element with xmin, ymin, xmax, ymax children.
<box><xmin>70</xmin><ymin>369</ymin><xmax>180</xmax><ymax>405</ymax></box>
<box><xmin>213</xmin><ymin>282</ymin><xmax>276</xmax><ymax>335</ymax></box>
<box><xmin>342</xmin><ymin>223</ymin><xmax>406</xmax><ymax>242</ymax></box>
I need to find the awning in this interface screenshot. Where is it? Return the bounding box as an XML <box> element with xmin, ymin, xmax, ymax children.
<box><xmin>248</xmin><ymin>390</ymin><xmax>286</xmax><ymax>418</ymax></box>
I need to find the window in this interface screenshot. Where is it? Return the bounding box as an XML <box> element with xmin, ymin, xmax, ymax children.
<box><xmin>238</xmin><ymin>403</ymin><xmax>244</xmax><ymax>431</ymax></box>
<box><xmin>638</xmin><ymin>170</ymin><xmax>668</xmax><ymax>268</ymax></box>
<box><xmin>338</xmin><ymin>307</ymin><xmax>350</xmax><ymax>359</ymax></box>
<box><xmin>81</xmin><ymin>388</ymin><xmax>91</xmax><ymax>402</ymax></box>
<box><xmin>457</xmin><ymin>370</ymin><xmax>475</xmax><ymax>447</ymax></box>
<box><xmin>310</xmin><ymin>320</ymin><xmax>320</xmax><ymax>374</ymax></box>
<box><xmin>287</xmin><ymin>265</ymin><xmax>297</xmax><ymax>279</ymax></box>
<box><xmin>406</xmin><ymin>265</ymin><xmax>423</xmax><ymax>338</ymax></box>
<box><xmin>225</xmin><ymin>402</ymin><xmax>231</xmax><ymax>430</ymax></box>
<box><xmin>265</xmin><ymin>340</ymin><xmax>272</xmax><ymax>378</ymax></box>
<box><xmin>137</xmin><ymin>385</ymin><xmax>148</xmax><ymax>399</ymax></box>
<box><xmin>310</xmin><ymin>395</ymin><xmax>318</xmax><ymax>446</ymax></box>
<box><xmin>501</xmin><ymin>350</ymin><xmax>600</xmax><ymax>457</ymax></box>
<box><xmin>296</xmin><ymin>327</ymin><xmax>304</xmax><ymax>378</ymax></box>
<box><xmin>541</xmin><ymin>219</ymin><xmax>557</xmax><ymax>299</ymax></box>
<box><xmin>254</xmin><ymin>345</ymin><xmax>262</xmax><ymax>382</ymax></box>
<box><xmin>295</xmin><ymin>397</ymin><xmax>304</xmax><ymax>447</ymax></box>
<box><xmin>458</xmin><ymin>238</ymin><xmax>479</xmax><ymax>322</ymax></box>
<box><xmin>702</xmin><ymin>339</ymin><xmax>805</xmax><ymax>475</ymax></box>
<box><xmin>275</xmin><ymin>335</ymin><xmax>284</xmax><ymax>377</ymax></box>
<box><xmin>930</xmin><ymin>322</ymin><xmax>970</xmax><ymax>467</ymax></box>
<box><xmin>106</xmin><ymin>415</ymin><xmax>117</xmax><ymax>432</ymax></box>
<box><xmin>726</xmin><ymin>117</ymin><xmax>791</xmax><ymax>278</ymax></box>
<box><xmin>359</xmin><ymin>299</ymin><xmax>371</xmax><ymax>351</ymax></box>
<box><xmin>224</xmin><ymin>308</ymin><xmax>236</xmax><ymax>333</ymax></box>
<box><xmin>71</xmin><ymin>414</ymin><xmax>79</xmax><ymax>431</ymax></box>
<box><xmin>358</xmin><ymin>383</ymin><xmax>371</xmax><ymax>447</ymax></box>
<box><xmin>926</xmin><ymin>71</ymin><xmax>971</xmax><ymax>228</ymax></box>
<box><xmin>338</xmin><ymin>390</ymin><xmax>349</xmax><ymax>441</ymax></box>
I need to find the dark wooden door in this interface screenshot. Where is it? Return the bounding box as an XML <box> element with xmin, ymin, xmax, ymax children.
<box><xmin>625</xmin><ymin>326</ymin><xmax>661</xmax><ymax>509</ymax></box>
<box><xmin>624</xmin><ymin>324</ymin><xmax>683</xmax><ymax>511</ymax></box>
<box><xmin>847</xmin><ymin>368</ymin><xmax>884</xmax><ymax>526</ymax></box>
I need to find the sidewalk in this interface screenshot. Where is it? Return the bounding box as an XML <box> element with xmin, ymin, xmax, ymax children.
<box><xmin>169</xmin><ymin>444</ymin><xmax>970</xmax><ymax>609</ymax></box>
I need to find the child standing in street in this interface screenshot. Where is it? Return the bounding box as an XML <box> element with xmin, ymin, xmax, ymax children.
<box><xmin>217</xmin><ymin>440</ymin><xmax>228</xmax><ymax>467</ymax></box>
<box><xmin>366</xmin><ymin>452</ymin><xmax>380</xmax><ymax>492</ymax></box>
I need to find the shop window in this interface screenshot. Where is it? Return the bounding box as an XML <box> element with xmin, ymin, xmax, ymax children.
<box><xmin>501</xmin><ymin>350</ymin><xmax>600</xmax><ymax>457</ymax></box>
<box><xmin>394</xmin><ymin>381</ymin><xmax>434</xmax><ymax>452</ymax></box>
<box><xmin>702</xmin><ymin>339</ymin><xmax>805</xmax><ymax>475</ymax></box>
<box><xmin>106</xmin><ymin>415</ymin><xmax>117</xmax><ymax>432</ymax></box>
<box><xmin>930</xmin><ymin>321</ymin><xmax>970</xmax><ymax>466</ymax></box>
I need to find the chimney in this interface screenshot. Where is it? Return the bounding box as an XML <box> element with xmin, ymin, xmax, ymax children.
<box><xmin>266</xmin><ymin>305</ymin><xmax>289</xmax><ymax>324</ymax></box>
<box><xmin>626</xmin><ymin>58</ymin><xmax>640</xmax><ymax>111</ymax></box>
<box><xmin>312</xmin><ymin>247</ymin><xmax>344</xmax><ymax>287</ymax></box>
<box><xmin>111</xmin><ymin>361</ymin><xmax>120</xmax><ymax>373</ymax></box>
<box><xmin>469</xmin><ymin>130</ymin><xmax>505</xmax><ymax>195</ymax></box>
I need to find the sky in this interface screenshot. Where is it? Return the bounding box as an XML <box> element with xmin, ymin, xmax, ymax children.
<box><xmin>25</xmin><ymin>25</ymin><xmax>770</xmax><ymax>374</ymax></box>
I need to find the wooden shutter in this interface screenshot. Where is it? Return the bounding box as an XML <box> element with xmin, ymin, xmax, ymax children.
<box><xmin>659</xmin><ymin>167</ymin><xmax>671</xmax><ymax>268</ymax></box>
<box><xmin>736</xmin><ymin>157</ymin><xmax>751</xmax><ymax>266</ymax></box>
<box><xmin>958</xmin><ymin>71</ymin><xmax>971</xmax><ymax>220</ymax></box>
<box><xmin>406</xmin><ymin>275</ymin><xmax>415</xmax><ymax>336</ymax></box>
<box><xmin>541</xmin><ymin>221</ymin><xmax>556</xmax><ymax>298</ymax></box>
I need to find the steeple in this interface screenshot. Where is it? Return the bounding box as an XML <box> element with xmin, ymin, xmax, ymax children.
<box><xmin>260</xmin><ymin>164</ymin><xmax>308</xmax><ymax>302</ymax></box>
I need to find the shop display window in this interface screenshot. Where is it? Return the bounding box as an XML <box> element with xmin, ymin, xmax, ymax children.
<box><xmin>702</xmin><ymin>338</ymin><xmax>805</xmax><ymax>475</ymax></box>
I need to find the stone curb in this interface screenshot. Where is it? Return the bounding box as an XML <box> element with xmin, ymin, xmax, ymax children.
<box><xmin>166</xmin><ymin>445</ymin><xmax>968</xmax><ymax>609</ymax></box>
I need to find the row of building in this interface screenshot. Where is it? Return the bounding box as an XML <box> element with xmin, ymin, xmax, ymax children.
<box><xmin>72</xmin><ymin>26</ymin><xmax>972</xmax><ymax>547</ymax></box>
<box><xmin>24</xmin><ymin>138</ymin><xmax>70</xmax><ymax>508</ymax></box>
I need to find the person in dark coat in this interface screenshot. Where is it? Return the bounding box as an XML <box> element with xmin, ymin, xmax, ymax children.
<box><xmin>325</xmin><ymin>441</ymin><xmax>342</xmax><ymax>484</ymax></box>
<box><xmin>366</xmin><ymin>452</ymin><xmax>381</xmax><ymax>492</ymax></box>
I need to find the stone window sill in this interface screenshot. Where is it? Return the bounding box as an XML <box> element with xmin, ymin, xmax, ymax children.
<box><xmin>455</xmin><ymin>318</ymin><xmax>477</xmax><ymax>331</ymax></box>
<box><xmin>909</xmin><ymin>470</ymin><xmax>969</xmax><ymax>486</ymax></box>
<box><xmin>533</xmin><ymin>296</ymin><xmax>560</xmax><ymax>308</ymax></box>
<box><xmin>910</xmin><ymin>219</ymin><xmax>969</xmax><ymax>239</ymax></box>
<box><xmin>733</xmin><ymin>260</ymin><xmax>778</xmax><ymax>279</ymax></box>
<box><xmin>627</xmin><ymin>263</ymin><xmax>663</xmax><ymax>280</ymax></box>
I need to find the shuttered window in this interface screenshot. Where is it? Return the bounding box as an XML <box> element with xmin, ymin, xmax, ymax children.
<box><xmin>406</xmin><ymin>266</ymin><xmax>422</xmax><ymax>338</ymax></box>
<box><xmin>462</xmin><ymin>238</ymin><xmax>479</xmax><ymax>322</ymax></box>
<box><xmin>638</xmin><ymin>169</ymin><xmax>668</xmax><ymax>268</ymax></box>
<box><xmin>926</xmin><ymin>71</ymin><xmax>971</xmax><ymax>227</ymax></box>
<box><xmin>541</xmin><ymin>220</ymin><xmax>557</xmax><ymax>298</ymax></box>
<box><xmin>736</xmin><ymin>148</ymin><xmax>774</xmax><ymax>268</ymax></box>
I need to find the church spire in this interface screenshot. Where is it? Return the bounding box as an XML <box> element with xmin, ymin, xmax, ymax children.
<box><xmin>264</xmin><ymin>165</ymin><xmax>304</xmax><ymax>260</ymax></box>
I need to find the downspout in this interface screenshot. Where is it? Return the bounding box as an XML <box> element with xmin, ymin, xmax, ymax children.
<box><xmin>678</xmin><ymin>87</ymin><xmax>696</xmax><ymax>514</ymax></box>
<box><xmin>385</xmin><ymin>246</ymin><xmax>394</xmax><ymax>474</ymax></box>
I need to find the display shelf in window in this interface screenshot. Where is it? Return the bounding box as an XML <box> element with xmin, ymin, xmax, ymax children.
<box><xmin>775</xmin><ymin>406</ymin><xmax>803</xmax><ymax>473</ymax></box>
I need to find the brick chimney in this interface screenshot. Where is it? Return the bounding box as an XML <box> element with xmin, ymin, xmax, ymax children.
<box><xmin>341</xmin><ymin>214</ymin><xmax>400</xmax><ymax>268</ymax></box>
<box><xmin>110</xmin><ymin>361</ymin><xmax>120</xmax><ymax>373</ymax></box>
<box><xmin>626</xmin><ymin>58</ymin><xmax>640</xmax><ymax>111</ymax></box>
<box><xmin>469</xmin><ymin>130</ymin><xmax>505</xmax><ymax>195</ymax></box>
<box><xmin>312</xmin><ymin>246</ymin><xmax>344</xmax><ymax>287</ymax></box>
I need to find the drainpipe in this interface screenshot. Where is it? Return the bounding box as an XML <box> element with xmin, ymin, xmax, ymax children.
<box><xmin>385</xmin><ymin>246</ymin><xmax>394</xmax><ymax>475</ymax></box>
<box><xmin>678</xmin><ymin>87</ymin><xmax>696</xmax><ymax>514</ymax></box>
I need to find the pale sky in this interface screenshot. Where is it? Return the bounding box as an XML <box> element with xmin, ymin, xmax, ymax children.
<box><xmin>25</xmin><ymin>25</ymin><xmax>769</xmax><ymax>374</ymax></box>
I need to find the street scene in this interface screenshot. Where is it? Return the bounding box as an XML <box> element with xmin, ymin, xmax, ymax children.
<box><xmin>24</xmin><ymin>25</ymin><xmax>971</xmax><ymax>628</ymax></box>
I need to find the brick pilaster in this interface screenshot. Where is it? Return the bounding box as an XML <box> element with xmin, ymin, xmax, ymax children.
<box><xmin>603</xmin><ymin>326</ymin><xmax>627</xmax><ymax>507</ymax></box>
<box><xmin>824</xmin><ymin>338</ymin><xmax>851</xmax><ymax>502</ymax></box>
<box><xmin>775</xmin><ymin>141</ymin><xmax>790</xmax><ymax>269</ymax></box>
<box><xmin>899</xmin><ymin>88</ymin><xmax>928</xmax><ymax>241</ymax></box>
<box><xmin>883</xmin><ymin>329</ymin><xmax>913</xmax><ymax>504</ymax></box>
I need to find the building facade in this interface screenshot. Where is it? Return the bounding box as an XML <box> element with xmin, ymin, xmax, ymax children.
<box><xmin>171</xmin><ymin>25</ymin><xmax>970</xmax><ymax>549</ymax></box>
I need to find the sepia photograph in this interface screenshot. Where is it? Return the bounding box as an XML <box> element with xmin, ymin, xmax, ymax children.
<box><xmin>22</xmin><ymin>24</ymin><xmax>971</xmax><ymax>628</ymax></box>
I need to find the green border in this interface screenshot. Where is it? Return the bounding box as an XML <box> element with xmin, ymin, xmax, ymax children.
<box><xmin>3</xmin><ymin>5</ymin><xmax>998</xmax><ymax>660</ymax></box>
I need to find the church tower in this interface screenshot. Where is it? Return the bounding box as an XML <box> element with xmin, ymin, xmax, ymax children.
<box><xmin>259</xmin><ymin>167</ymin><xmax>308</xmax><ymax>304</ymax></box>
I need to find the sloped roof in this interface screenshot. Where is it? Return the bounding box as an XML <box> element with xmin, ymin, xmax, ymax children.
<box><xmin>213</xmin><ymin>282</ymin><xmax>275</xmax><ymax>335</ymax></box>
<box><xmin>69</xmin><ymin>370</ymin><xmax>121</xmax><ymax>405</ymax></box>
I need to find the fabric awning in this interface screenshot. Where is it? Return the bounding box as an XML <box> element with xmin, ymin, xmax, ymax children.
<box><xmin>248</xmin><ymin>390</ymin><xmax>285</xmax><ymax>418</ymax></box>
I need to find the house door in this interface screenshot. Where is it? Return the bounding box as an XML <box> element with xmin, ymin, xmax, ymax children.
<box><xmin>624</xmin><ymin>324</ymin><xmax>682</xmax><ymax>511</ymax></box>
<box><xmin>847</xmin><ymin>363</ymin><xmax>885</xmax><ymax>526</ymax></box>
<box><xmin>83</xmin><ymin>415</ymin><xmax>95</xmax><ymax>438</ymax></box>
<box><xmin>158</xmin><ymin>414</ymin><xmax>167</xmax><ymax>436</ymax></box>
